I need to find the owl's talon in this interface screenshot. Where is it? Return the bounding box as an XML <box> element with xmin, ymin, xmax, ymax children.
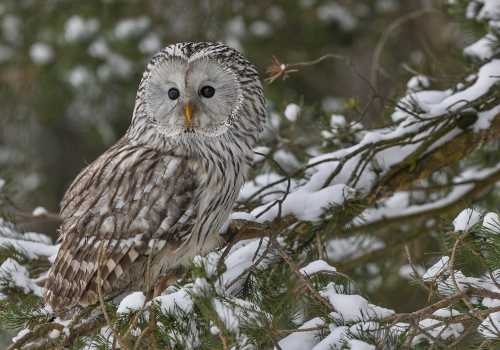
<box><xmin>152</xmin><ymin>269</ymin><xmax>178</xmax><ymax>298</ymax></box>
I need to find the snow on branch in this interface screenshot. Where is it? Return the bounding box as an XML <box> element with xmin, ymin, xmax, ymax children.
<box><xmin>3</xmin><ymin>2</ymin><xmax>500</xmax><ymax>349</ymax></box>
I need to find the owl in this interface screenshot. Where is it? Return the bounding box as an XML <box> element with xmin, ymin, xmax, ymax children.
<box><xmin>44</xmin><ymin>42</ymin><xmax>266</xmax><ymax>311</ymax></box>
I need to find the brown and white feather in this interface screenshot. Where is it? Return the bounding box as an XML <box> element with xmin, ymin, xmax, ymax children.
<box><xmin>44</xmin><ymin>42</ymin><xmax>265</xmax><ymax>311</ymax></box>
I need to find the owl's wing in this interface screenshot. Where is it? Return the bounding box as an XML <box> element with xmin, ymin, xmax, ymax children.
<box><xmin>44</xmin><ymin>139</ymin><xmax>199</xmax><ymax>311</ymax></box>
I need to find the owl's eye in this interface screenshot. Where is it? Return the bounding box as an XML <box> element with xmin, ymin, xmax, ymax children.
<box><xmin>200</xmin><ymin>86</ymin><xmax>215</xmax><ymax>98</ymax></box>
<box><xmin>168</xmin><ymin>88</ymin><xmax>180</xmax><ymax>100</ymax></box>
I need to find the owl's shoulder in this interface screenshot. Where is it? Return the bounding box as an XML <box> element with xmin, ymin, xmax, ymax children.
<box><xmin>60</xmin><ymin>138</ymin><xmax>194</xmax><ymax>222</ymax></box>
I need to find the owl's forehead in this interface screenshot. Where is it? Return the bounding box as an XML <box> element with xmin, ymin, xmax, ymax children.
<box><xmin>162</xmin><ymin>42</ymin><xmax>234</xmax><ymax>61</ymax></box>
<box><xmin>144</xmin><ymin>43</ymin><xmax>243</xmax><ymax>77</ymax></box>
<box><xmin>145</xmin><ymin>56</ymin><xmax>235</xmax><ymax>86</ymax></box>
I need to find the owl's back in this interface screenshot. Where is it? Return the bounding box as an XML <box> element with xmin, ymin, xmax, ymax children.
<box><xmin>45</xmin><ymin>134</ymin><xmax>246</xmax><ymax>310</ymax></box>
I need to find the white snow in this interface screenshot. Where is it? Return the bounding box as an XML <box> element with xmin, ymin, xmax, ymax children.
<box><xmin>432</xmin><ymin>60</ymin><xmax>500</xmax><ymax>117</ymax></box>
<box><xmin>49</xmin><ymin>329</ymin><xmax>61</xmax><ymax>339</ymax></box>
<box><xmin>64</xmin><ymin>16</ymin><xmax>100</xmax><ymax>43</ymax></box>
<box><xmin>359</xmin><ymin>184</ymin><xmax>474</xmax><ymax>227</ymax></box>
<box><xmin>32</xmin><ymin>206</ymin><xmax>48</xmax><ymax>216</ymax></box>
<box><xmin>0</xmin><ymin>178</ymin><xmax>5</xmax><ymax>190</ymax></box>
<box><xmin>239</xmin><ymin>172</ymin><xmax>291</xmax><ymax>203</ymax></box>
<box><xmin>21</xmin><ymin>232</ymin><xmax>52</xmax><ymax>245</ymax></box>
<box><xmin>423</xmin><ymin>257</ymin><xmax>450</xmax><ymax>280</ymax></box>
<box><xmin>438</xmin><ymin>271</ymin><xmax>481</xmax><ymax>295</ymax></box>
<box><xmin>12</xmin><ymin>328</ymin><xmax>29</xmax><ymax>343</ymax></box>
<box><xmin>463</xmin><ymin>34</ymin><xmax>496</xmax><ymax>60</ymax></box>
<box><xmin>311</xmin><ymin>325</ymin><xmax>349</xmax><ymax>350</ymax></box>
<box><xmin>320</xmin><ymin>282</ymin><xmax>394</xmax><ymax>322</ymax></box>
<box><xmin>249</xmin><ymin>21</ymin><xmax>272</xmax><ymax>37</ymax></box>
<box><xmin>151</xmin><ymin>288</ymin><xmax>193</xmax><ymax>316</ymax></box>
<box><xmin>220</xmin><ymin>237</ymin><xmax>281</xmax><ymax>294</ymax></box>
<box><xmin>138</xmin><ymin>32</ymin><xmax>162</xmax><ymax>54</ymax></box>
<box><xmin>68</xmin><ymin>66</ymin><xmax>92</xmax><ymax>88</ymax></box>
<box><xmin>106</xmin><ymin>53</ymin><xmax>134</xmax><ymax>80</ymax></box>
<box><xmin>475</xmin><ymin>0</ymin><xmax>500</xmax><ymax>21</ymax></box>
<box><xmin>300</xmin><ymin>260</ymin><xmax>337</xmax><ymax>275</ymax></box>
<box><xmin>2</xmin><ymin>6</ymin><xmax>500</xmax><ymax>347</ymax></box>
<box><xmin>346</xmin><ymin>339</ymin><xmax>376</xmax><ymax>350</ymax></box>
<box><xmin>29</xmin><ymin>43</ymin><xmax>54</xmax><ymax>65</ymax></box>
<box><xmin>218</xmin><ymin>212</ymin><xmax>257</xmax><ymax>235</ymax></box>
<box><xmin>324</xmin><ymin>235</ymin><xmax>385</xmax><ymax>263</ymax></box>
<box><xmin>252</xmin><ymin>183</ymin><xmax>356</xmax><ymax>223</ymax></box>
<box><xmin>476</xmin><ymin>104</ymin><xmax>500</xmax><ymax>131</ymax></box>
<box><xmin>321</xmin><ymin>130</ymin><xmax>334</xmax><ymax>139</ymax></box>
<box><xmin>433</xmin><ymin>308</ymin><xmax>461</xmax><ymax>317</ymax></box>
<box><xmin>0</xmin><ymin>258</ymin><xmax>43</xmax><ymax>297</ymax></box>
<box><xmin>284</xmin><ymin>103</ymin><xmax>301</xmax><ymax>122</ymax></box>
<box><xmin>316</xmin><ymin>2</ymin><xmax>357</xmax><ymax>31</ymax></box>
<box><xmin>252</xmin><ymin>146</ymin><xmax>270</xmax><ymax>162</ymax></box>
<box><xmin>117</xmin><ymin>291</ymin><xmax>146</xmax><ymax>313</ymax></box>
<box><xmin>480</xmin><ymin>311</ymin><xmax>500</xmax><ymax>338</ymax></box>
<box><xmin>276</xmin><ymin>317</ymin><xmax>325</xmax><ymax>350</ymax></box>
<box><xmin>273</xmin><ymin>149</ymin><xmax>302</xmax><ymax>171</ymax></box>
<box><xmin>407</xmin><ymin>75</ymin><xmax>430</xmax><ymax>92</ymax></box>
<box><xmin>87</xmin><ymin>37</ymin><xmax>110</xmax><ymax>59</ymax></box>
<box><xmin>483</xmin><ymin>212</ymin><xmax>500</xmax><ymax>234</ymax></box>
<box><xmin>0</xmin><ymin>235</ymin><xmax>59</xmax><ymax>260</ymax></box>
<box><xmin>330</xmin><ymin>114</ymin><xmax>347</xmax><ymax>128</ymax></box>
<box><xmin>115</xmin><ymin>17</ymin><xmax>150</xmax><ymax>40</ymax></box>
<box><xmin>192</xmin><ymin>278</ymin><xmax>263</xmax><ymax>338</ymax></box>
<box><xmin>453</xmin><ymin>208</ymin><xmax>481</xmax><ymax>231</ymax></box>
<box><xmin>2</xmin><ymin>15</ymin><xmax>22</xmax><ymax>44</ymax></box>
<box><xmin>417</xmin><ymin>316</ymin><xmax>464</xmax><ymax>341</ymax></box>
<box><xmin>398</xmin><ymin>264</ymin><xmax>425</xmax><ymax>280</ymax></box>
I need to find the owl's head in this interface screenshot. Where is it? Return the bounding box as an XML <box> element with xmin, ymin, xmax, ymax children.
<box><xmin>131</xmin><ymin>43</ymin><xmax>266</xmax><ymax>144</ymax></box>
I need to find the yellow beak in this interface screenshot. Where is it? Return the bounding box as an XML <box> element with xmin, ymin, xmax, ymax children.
<box><xmin>185</xmin><ymin>105</ymin><xmax>192</xmax><ymax>122</ymax></box>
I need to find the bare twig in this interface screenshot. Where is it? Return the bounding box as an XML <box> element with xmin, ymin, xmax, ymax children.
<box><xmin>450</xmin><ymin>231</ymin><xmax>500</xmax><ymax>291</ymax></box>
<box><xmin>132</xmin><ymin>326</ymin><xmax>153</xmax><ymax>350</ymax></box>
<box><xmin>375</xmin><ymin>315</ymin><xmax>402</xmax><ymax>350</ymax></box>
<box><xmin>448</xmin><ymin>231</ymin><xmax>484</xmax><ymax>321</ymax></box>
<box><xmin>304</xmin><ymin>269</ymin><xmax>362</xmax><ymax>296</ymax></box>
<box><xmin>253</xmin><ymin>151</ymin><xmax>291</xmax><ymax>222</ymax></box>
<box><xmin>405</xmin><ymin>245</ymin><xmax>441</xmax><ymax>299</ymax></box>
<box><xmin>267</xmin><ymin>224</ymin><xmax>336</xmax><ymax>312</ymax></box>
<box><xmin>225</xmin><ymin>238</ymin><xmax>274</xmax><ymax>292</ymax></box>
<box><xmin>265</xmin><ymin>54</ymin><xmax>345</xmax><ymax>83</ymax></box>
<box><xmin>370</xmin><ymin>8</ymin><xmax>442</xmax><ymax>102</ymax></box>
<box><xmin>316</xmin><ymin>232</ymin><xmax>324</xmax><ymax>260</ymax></box>
<box><xmin>273</xmin><ymin>324</ymin><xmax>330</xmax><ymax>334</ymax></box>
<box><xmin>5</xmin><ymin>210</ymin><xmax>62</xmax><ymax>223</ymax></box>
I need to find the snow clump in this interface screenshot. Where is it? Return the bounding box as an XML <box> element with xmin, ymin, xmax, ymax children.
<box><xmin>284</xmin><ymin>103</ymin><xmax>301</xmax><ymax>122</ymax></box>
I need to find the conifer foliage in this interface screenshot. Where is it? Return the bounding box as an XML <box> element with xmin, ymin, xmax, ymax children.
<box><xmin>2</xmin><ymin>1</ymin><xmax>500</xmax><ymax>349</ymax></box>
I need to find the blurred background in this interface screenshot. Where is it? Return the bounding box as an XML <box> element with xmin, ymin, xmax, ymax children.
<box><xmin>0</xmin><ymin>0</ymin><xmax>466</xmax><ymax>218</ymax></box>
<box><xmin>0</xmin><ymin>0</ymin><xmax>471</xmax><ymax>345</ymax></box>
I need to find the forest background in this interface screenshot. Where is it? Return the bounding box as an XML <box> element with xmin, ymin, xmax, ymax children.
<box><xmin>1</xmin><ymin>0</ymin><xmax>500</xmax><ymax>349</ymax></box>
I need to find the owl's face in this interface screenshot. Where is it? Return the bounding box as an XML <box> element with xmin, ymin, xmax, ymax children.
<box><xmin>145</xmin><ymin>56</ymin><xmax>241</xmax><ymax>137</ymax></box>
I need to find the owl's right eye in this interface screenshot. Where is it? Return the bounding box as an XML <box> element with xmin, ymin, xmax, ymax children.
<box><xmin>168</xmin><ymin>88</ymin><xmax>180</xmax><ymax>100</ymax></box>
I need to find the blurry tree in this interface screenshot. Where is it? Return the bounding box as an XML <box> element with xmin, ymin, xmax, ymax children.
<box><xmin>0</xmin><ymin>0</ymin><xmax>462</xmax><ymax>217</ymax></box>
<box><xmin>2</xmin><ymin>0</ymin><xmax>500</xmax><ymax>349</ymax></box>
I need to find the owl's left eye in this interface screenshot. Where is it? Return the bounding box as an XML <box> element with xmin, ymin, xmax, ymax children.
<box><xmin>168</xmin><ymin>88</ymin><xmax>180</xmax><ymax>100</ymax></box>
<box><xmin>200</xmin><ymin>86</ymin><xmax>215</xmax><ymax>98</ymax></box>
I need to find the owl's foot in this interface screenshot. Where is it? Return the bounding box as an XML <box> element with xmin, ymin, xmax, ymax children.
<box><xmin>152</xmin><ymin>267</ymin><xmax>186</xmax><ymax>298</ymax></box>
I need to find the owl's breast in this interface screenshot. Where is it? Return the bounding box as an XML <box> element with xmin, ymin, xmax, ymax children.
<box><xmin>179</xmin><ymin>141</ymin><xmax>249</xmax><ymax>245</ymax></box>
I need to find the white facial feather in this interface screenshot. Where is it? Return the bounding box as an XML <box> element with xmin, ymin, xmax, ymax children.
<box><xmin>145</xmin><ymin>56</ymin><xmax>241</xmax><ymax>137</ymax></box>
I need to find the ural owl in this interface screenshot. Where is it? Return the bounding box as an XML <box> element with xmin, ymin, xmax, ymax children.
<box><xmin>44</xmin><ymin>42</ymin><xmax>266</xmax><ymax>311</ymax></box>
